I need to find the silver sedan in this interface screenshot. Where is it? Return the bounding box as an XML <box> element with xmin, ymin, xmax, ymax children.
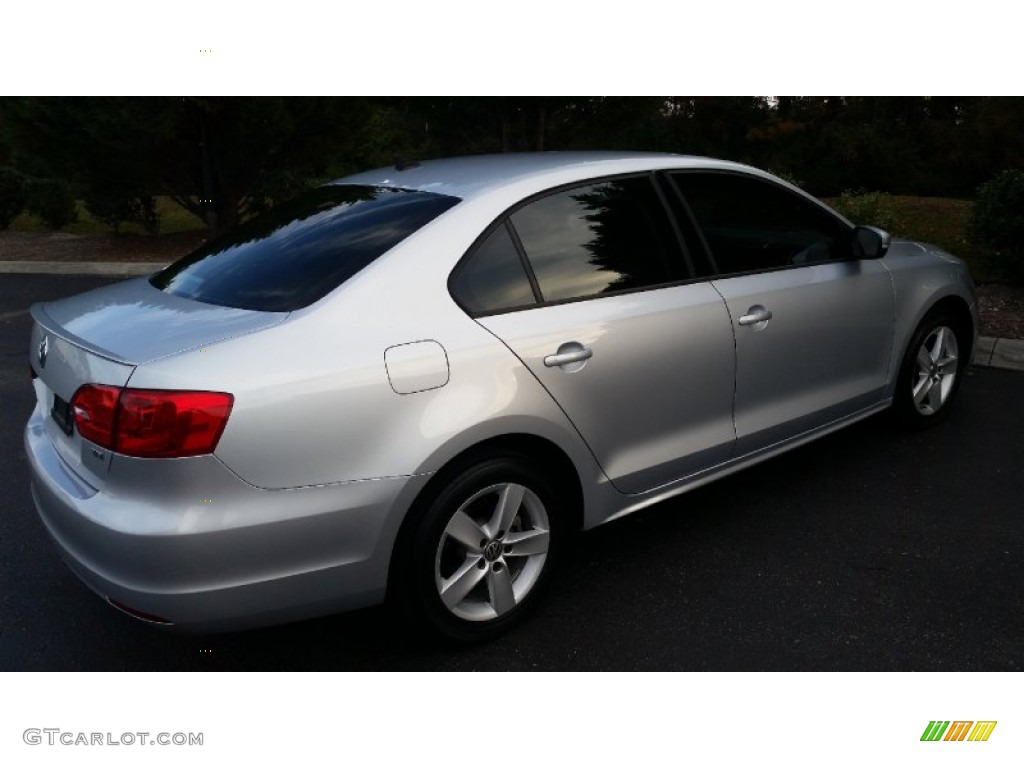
<box><xmin>24</xmin><ymin>152</ymin><xmax>977</xmax><ymax>641</ymax></box>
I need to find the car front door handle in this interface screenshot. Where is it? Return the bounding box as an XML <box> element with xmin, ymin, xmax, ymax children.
<box><xmin>738</xmin><ymin>306</ymin><xmax>773</xmax><ymax>326</ymax></box>
<box><xmin>544</xmin><ymin>344</ymin><xmax>593</xmax><ymax>368</ymax></box>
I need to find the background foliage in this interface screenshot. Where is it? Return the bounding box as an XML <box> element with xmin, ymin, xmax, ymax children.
<box><xmin>969</xmin><ymin>168</ymin><xmax>1024</xmax><ymax>281</ymax></box>
<box><xmin>1</xmin><ymin>97</ymin><xmax>1022</xmax><ymax>282</ymax></box>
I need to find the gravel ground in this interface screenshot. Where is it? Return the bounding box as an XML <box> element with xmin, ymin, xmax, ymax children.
<box><xmin>976</xmin><ymin>282</ymin><xmax>1024</xmax><ymax>339</ymax></box>
<box><xmin>0</xmin><ymin>230</ymin><xmax>206</xmax><ymax>263</ymax></box>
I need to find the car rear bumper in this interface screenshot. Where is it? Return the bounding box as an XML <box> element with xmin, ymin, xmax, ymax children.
<box><xmin>24</xmin><ymin>407</ymin><xmax>428</xmax><ymax>632</ymax></box>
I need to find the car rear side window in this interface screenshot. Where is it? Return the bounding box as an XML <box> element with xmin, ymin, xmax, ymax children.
<box><xmin>451</xmin><ymin>222</ymin><xmax>538</xmax><ymax>315</ymax></box>
<box><xmin>151</xmin><ymin>186</ymin><xmax>459</xmax><ymax>312</ymax></box>
<box><xmin>509</xmin><ymin>177</ymin><xmax>681</xmax><ymax>303</ymax></box>
<box><xmin>671</xmin><ymin>172</ymin><xmax>849</xmax><ymax>276</ymax></box>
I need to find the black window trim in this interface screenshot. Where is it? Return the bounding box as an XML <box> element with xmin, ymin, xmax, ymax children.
<box><xmin>654</xmin><ymin>170</ymin><xmax>721</xmax><ymax>276</ymax></box>
<box><xmin>447</xmin><ymin>217</ymin><xmax>543</xmax><ymax>318</ymax></box>
<box><xmin>665</xmin><ymin>168</ymin><xmax>858</xmax><ymax>282</ymax></box>
<box><xmin>650</xmin><ymin>171</ymin><xmax>701</xmax><ymax>279</ymax></box>
<box><xmin>448</xmin><ymin>171</ymin><xmax>711</xmax><ymax>318</ymax></box>
<box><xmin>503</xmin><ymin>218</ymin><xmax>544</xmax><ymax>305</ymax></box>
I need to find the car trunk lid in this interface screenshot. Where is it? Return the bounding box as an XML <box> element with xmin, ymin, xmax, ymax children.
<box><xmin>35</xmin><ymin>276</ymin><xmax>288</xmax><ymax>364</ymax></box>
<box><xmin>29</xmin><ymin>277</ymin><xmax>287</xmax><ymax>489</ymax></box>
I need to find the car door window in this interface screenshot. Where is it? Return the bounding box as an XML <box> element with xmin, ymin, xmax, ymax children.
<box><xmin>451</xmin><ymin>222</ymin><xmax>538</xmax><ymax>314</ymax></box>
<box><xmin>509</xmin><ymin>177</ymin><xmax>682</xmax><ymax>302</ymax></box>
<box><xmin>671</xmin><ymin>172</ymin><xmax>850</xmax><ymax>276</ymax></box>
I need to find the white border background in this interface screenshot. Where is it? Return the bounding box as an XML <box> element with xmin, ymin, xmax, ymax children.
<box><xmin>1</xmin><ymin>0</ymin><xmax>1018</xmax><ymax>95</ymax></box>
<box><xmin>3</xmin><ymin>673</ymin><xmax>1021</xmax><ymax>765</ymax></box>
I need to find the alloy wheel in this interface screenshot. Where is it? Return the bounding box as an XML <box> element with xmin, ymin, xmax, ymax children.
<box><xmin>912</xmin><ymin>325</ymin><xmax>959</xmax><ymax>416</ymax></box>
<box><xmin>433</xmin><ymin>482</ymin><xmax>550</xmax><ymax>622</ymax></box>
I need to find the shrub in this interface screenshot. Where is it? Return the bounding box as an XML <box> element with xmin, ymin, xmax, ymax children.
<box><xmin>970</xmin><ymin>169</ymin><xmax>1024</xmax><ymax>282</ymax></box>
<box><xmin>246</xmin><ymin>170</ymin><xmax>318</xmax><ymax>218</ymax></box>
<box><xmin>766</xmin><ymin>168</ymin><xmax>805</xmax><ymax>189</ymax></box>
<box><xmin>0</xmin><ymin>166</ymin><xmax>27</xmax><ymax>229</ymax></box>
<box><xmin>26</xmin><ymin>178</ymin><xmax>78</xmax><ymax>230</ymax></box>
<box><xmin>84</xmin><ymin>189</ymin><xmax>160</xmax><ymax>236</ymax></box>
<box><xmin>830</xmin><ymin>190</ymin><xmax>905</xmax><ymax>234</ymax></box>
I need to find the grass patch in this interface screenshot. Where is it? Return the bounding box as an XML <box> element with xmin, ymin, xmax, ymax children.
<box><xmin>823</xmin><ymin>195</ymin><xmax>998</xmax><ymax>282</ymax></box>
<box><xmin>155</xmin><ymin>198</ymin><xmax>206</xmax><ymax>234</ymax></box>
<box><xmin>9</xmin><ymin>196</ymin><xmax>205</xmax><ymax>236</ymax></box>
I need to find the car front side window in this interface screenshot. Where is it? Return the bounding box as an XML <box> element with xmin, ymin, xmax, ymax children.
<box><xmin>671</xmin><ymin>172</ymin><xmax>851</xmax><ymax>276</ymax></box>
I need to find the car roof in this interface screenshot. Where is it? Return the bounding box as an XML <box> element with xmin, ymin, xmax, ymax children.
<box><xmin>334</xmin><ymin>151</ymin><xmax>759</xmax><ymax>201</ymax></box>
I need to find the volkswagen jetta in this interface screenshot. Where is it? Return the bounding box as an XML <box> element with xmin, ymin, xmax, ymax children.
<box><xmin>25</xmin><ymin>152</ymin><xmax>977</xmax><ymax>641</ymax></box>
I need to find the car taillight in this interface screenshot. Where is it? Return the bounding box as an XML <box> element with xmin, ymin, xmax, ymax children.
<box><xmin>117</xmin><ymin>389</ymin><xmax>233</xmax><ymax>458</ymax></box>
<box><xmin>71</xmin><ymin>384</ymin><xmax>121</xmax><ymax>448</ymax></box>
<box><xmin>69</xmin><ymin>385</ymin><xmax>233</xmax><ymax>458</ymax></box>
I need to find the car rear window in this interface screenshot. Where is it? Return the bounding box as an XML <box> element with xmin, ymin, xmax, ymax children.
<box><xmin>151</xmin><ymin>185</ymin><xmax>460</xmax><ymax>312</ymax></box>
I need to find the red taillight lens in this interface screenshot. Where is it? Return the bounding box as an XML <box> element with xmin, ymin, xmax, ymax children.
<box><xmin>116</xmin><ymin>390</ymin><xmax>233</xmax><ymax>458</ymax></box>
<box><xmin>71</xmin><ymin>384</ymin><xmax>121</xmax><ymax>448</ymax></box>
<box><xmin>68</xmin><ymin>385</ymin><xmax>233</xmax><ymax>458</ymax></box>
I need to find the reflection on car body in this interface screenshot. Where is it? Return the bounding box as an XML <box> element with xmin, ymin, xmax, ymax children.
<box><xmin>25</xmin><ymin>152</ymin><xmax>977</xmax><ymax>641</ymax></box>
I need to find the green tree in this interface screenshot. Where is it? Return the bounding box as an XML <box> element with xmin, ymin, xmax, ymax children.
<box><xmin>0</xmin><ymin>97</ymin><xmax>387</xmax><ymax>235</ymax></box>
<box><xmin>0</xmin><ymin>166</ymin><xmax>27</xmax><ymax>229</ymax></box>
<box><xmin>970</xmin><ymin>169</ymin><xmax>1024</xmax><ymax>282</ymax></box>
<box><xmin>5</xmin><ymin>96</ymin><xmax>1024</xmax><ymax>237</ymax></box>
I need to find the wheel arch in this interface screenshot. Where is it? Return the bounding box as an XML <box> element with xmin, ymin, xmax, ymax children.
<box><xmin>386</xmin><ymin>432</ymin><xmax>586</xmax><ymax>598</ymax></box>
<box><xmin>888</xmin><ymin>289</ymin><xmax>976</xmax><ymax>396</ymax></box>
<box><xmin>888</xmin><ymin>291</ymin><xmax>974</xmax><ymax>427</ymax></box>
<box><xmin>904</xmin><ymin>293</ymin><xmax>976</xmax><ymax>367</ymax></box>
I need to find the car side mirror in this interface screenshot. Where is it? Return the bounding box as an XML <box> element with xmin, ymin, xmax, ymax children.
<box><xmin>852</xmin><ymin>225</ymin><xmax>892</xmax><ymax>260</ymax></box>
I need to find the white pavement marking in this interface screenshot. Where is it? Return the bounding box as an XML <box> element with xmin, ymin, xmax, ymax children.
<box><xmin>0</xmin><ymin>261</ymin><xmax>165</xmax><ymax>276</ymax></box>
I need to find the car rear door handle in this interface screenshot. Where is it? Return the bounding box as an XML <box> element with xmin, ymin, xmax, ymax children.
<box><xmin>544</xmin><ymin>344</ymin><xmax>593</xmax><ymax>368</ymax></box>
<box><xmin>738</xmin><ymin>306</ymin><xmax>773</xmax><ymax>326</ymax></box>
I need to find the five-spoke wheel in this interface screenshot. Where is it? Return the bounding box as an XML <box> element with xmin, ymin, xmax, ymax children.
<box><xmin>394</xmin><ymin>454</ymin><xmax>564</xmax><ymax>642</ymax></box>
<box><xmin>895</xmin><ymin>311</ymin><xmax>969</xmax><ymax>428</ymax></box>
<box><xmin>911</xmin><ymin>325</ymin><xmax>959</xmax><ymax>416</ymax></box>
<box><xmin>435</xmin><ymin>482</ymin><xmax>550</xmax><ymax>621</ymax></box>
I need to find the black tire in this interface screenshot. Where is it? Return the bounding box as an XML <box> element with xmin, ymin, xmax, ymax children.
<box><xmin>392</xmin><ymin>453</ymin><xmax>565</xmax><ymax>643</ymax></box>
<box><xmin>892</xmin><ymin>311</ymin><xmax>969</xmax><ymax>429</ymax></box>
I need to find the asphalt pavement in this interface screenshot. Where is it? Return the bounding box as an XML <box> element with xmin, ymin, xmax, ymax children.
<box><xmin>1</xmin><ymin>274</ymin><xmax>1022</xmax><ymax>670</ymax></box>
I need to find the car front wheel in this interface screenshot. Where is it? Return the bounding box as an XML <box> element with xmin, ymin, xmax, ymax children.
<box><xmin>395</xmin><ymin>454</ymin><xmax>563</xmax><ymax>642</ymax></box>
<box><xmin>894</xmin><ymin>312</ymin><xmax>968</xmax><ymax>428</ymax></box>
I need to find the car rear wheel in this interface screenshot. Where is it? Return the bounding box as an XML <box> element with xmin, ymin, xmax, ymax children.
<box><xmin>893</xmin><ymin>312</ymin><xmax>968</xmax><ymax>428</ymax></box>
<box><xmin>395</xmin><ymin>454</ymin><xmax>563</xmax><ymax>643</ymax></box>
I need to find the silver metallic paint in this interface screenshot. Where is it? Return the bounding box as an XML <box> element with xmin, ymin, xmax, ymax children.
<box><xmin>384</xmin><ymin>340</ymin><xmax>450</xmax><ymax>394</ymax></box>
<box><xmin>24</xmin><ymin>152</ymin><xmax>978</xmax><ymax>631</ymax></box>
<box><xmin>711</xmin><ymin>259</ymin><xmax>895</xmax><ymax>453</ymax></box>
<box><xmin>34</xmin><ymin>277</ymin><xmax>287</xmax><ymax>364</ymax></box>
<box><xmin>880</xmin><ymin>240</ymin><xmax>978</xmax><ymax>395</ymax></box>
<box><xmin>480</xmin><ymin>281</ymin><xmax>737</xmax><ymax>494</ymax></box>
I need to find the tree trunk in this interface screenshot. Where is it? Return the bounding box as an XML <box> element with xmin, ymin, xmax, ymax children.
<box><xmin>216</xmin><ymin>189</ymin><xmax>239</xmax><ymax>234</ymax></box>
<box><xmin>198</xmin><ymin>106</ymin><xmax>218</xmax><ymax>236</ymax></box>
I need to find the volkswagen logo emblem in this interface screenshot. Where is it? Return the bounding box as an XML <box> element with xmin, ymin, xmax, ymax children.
<box><xmin>483</xmin><ymin>540</ymin><xmax>503</xmax><ymax>562</ymax></box>
<box><xmin>37</xmin><ymin>335</ymin><xmax>49</xmax><ymax>369</ymax></box>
